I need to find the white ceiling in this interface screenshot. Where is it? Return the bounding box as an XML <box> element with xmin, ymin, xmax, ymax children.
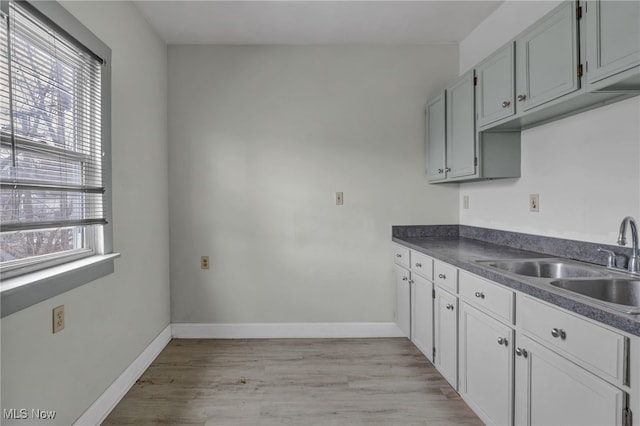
<box><xmin>133</xmin><ymin>1</ymin><xmax>503</xmax><ymax>45</ymax></box>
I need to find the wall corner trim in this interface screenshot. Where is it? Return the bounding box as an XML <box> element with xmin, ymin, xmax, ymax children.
<box><xmin>73</xmin><ymin>325</ymin><xmax>172</xmax><ymax>426</ymax></box>
<box><xmin>170</xmin><ymin>322</ymin><xmax>405</xmax><ymax>339</ymax></box>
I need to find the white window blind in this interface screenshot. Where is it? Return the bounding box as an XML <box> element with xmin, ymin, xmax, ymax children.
<box><xmin>0</xmin><ymin>0</ymin><xmax>106</xmax><ymax>270</ymax></box>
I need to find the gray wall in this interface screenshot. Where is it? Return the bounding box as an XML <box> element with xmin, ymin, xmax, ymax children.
<box><xmin>0</xmin><ymin>1</ymin><xmax>170</xmax><ymax>424</ymax></box>
<box><xmin>168</xmin><ymin>45</ymin><xmax>459</xmax><ymax>324</ymax></box>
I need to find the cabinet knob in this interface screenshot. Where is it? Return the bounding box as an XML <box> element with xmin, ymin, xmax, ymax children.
<box><xmin>502</xmin><ymin>100</ymin><xmax>511</xmax><ymax>108</ymax></box>
<box><xmin>517</xmin><ymin>94</ymin><xmax>527</xmax><ymax>102</ymax></box>
<box><xmin>445</xmin><ymin>303</ymin><xmax>454</xmax><ymax>310</ymax></box>
<box><xmin>402</xmin><ymin>276</ymin><xmax>408</xmax><ymax>281</ymax></box>
<box><xmin>396</xmin><ymin>253</ymin><xmax>402</xmax><ymax>258</ymax></box>
<box><xmin>438</xmin><ymin>274</ymin><xmax>446</xmax><ymax>279</ymax></box>
<box><xmin>516</xmin><ymin>347</ymin><xmax>528</xmax><ymax>358</ymax></box>
<box><xmin>408</xmin><ymin>280</ymin><xmax>414</xmax><ymax>284</ymax></box>
<box><xmin>438</xmin><ymin>168</ymin><xmax>444</xmax><ymax>174</ymax></box>
<box><xmin>497</xmin><ymin>337</ymin><xmax>508</xmax><ymax>346</ymax></box>
<box><xmin>474</xmin><ymin>291</ymin><xmax>485</xmax><ymax>299</ymax></box>
<box><xmin>551</xmin><ymin>328</ymin><xmax>566</xmax><ymax>339</ymax></box>
<box><xmin>415</xmin><ymin>262</ymin><xmax>422</xmax><ymax>268</ymax></box>
<box><xmin>445</xmin><ymin>167</ymin><xmax>452</xmax><ymax>172</ymax></box>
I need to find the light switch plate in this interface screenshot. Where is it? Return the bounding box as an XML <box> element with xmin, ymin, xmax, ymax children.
<box><xmin>529</xmin><ymin>194</ymin><xmax>539</xmax><ymax>212</ymax></box>
<box><xmin>336</xmin><ymin>192</ymin><xmax>344</xmax><ymax>205</ymax></box>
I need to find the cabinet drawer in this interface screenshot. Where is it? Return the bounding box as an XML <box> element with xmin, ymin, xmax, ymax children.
<box><xmin>459</xmin><ymin>271</ymin><xmax>514</xmax><ymax>324</ymax></box>
<box><xmin>434</xmin><ymin>260</ymin><xmax>458</xmax><ymax>293</ymax></box>
<box><xmin>393</xmin><ymin>244</ymin><xmax>410</xmax><ymax>268</ymax></box>
<box><xmin>518</xmin><ymin>295</ymin><xmax>627</xmax><ymax>385</ymax></box>
<box><xmin>410</xmin><ymin>251</ymin><xmax>433</xmax><ymax>280</ymax></box>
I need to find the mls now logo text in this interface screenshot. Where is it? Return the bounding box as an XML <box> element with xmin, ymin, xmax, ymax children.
<box><xmin>3</xmin><ymin>408</ymin><xmax>57</xmax><ymax>420</ymax></box>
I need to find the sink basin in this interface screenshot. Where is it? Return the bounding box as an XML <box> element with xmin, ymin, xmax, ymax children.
<box><xmin>478</xmin><ymin>259</ymin><xmax>609</xmax><ymax>279</ymax></box>
<box><xmin>550</xmin><ymin>279</ymin><xmax>640</xmax><ymax>314</ymax></box>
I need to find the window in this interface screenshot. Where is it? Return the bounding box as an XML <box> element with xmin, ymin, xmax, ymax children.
<box><xmin>0</xmin><ymin>0</ymin><xmax>114</xmax><ymax>316</ymax></box>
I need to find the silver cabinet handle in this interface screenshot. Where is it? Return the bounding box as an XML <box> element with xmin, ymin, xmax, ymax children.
<box><xmin>445</xmin><ymin>167</ymin><xmax>452</xmax><ymax>172</ymax></box>
<box><xmin>497</xmin><ymin>337</ymin><xmax>508</xmax><ymax>346</ymax></box>
<box><xmin>516</xmin><ymin>347</ymin><xmax>528</xmax><ymax>358</ymax></box>
<box><xmin>551</xmin><ymin>328</ymin><xmax>567</xmax><ymax>339</ymax></box>
<box><xmin>445</xmin><ymin>304</ymin><xmax>454</xmax><ymax>310</ymax></box>
<box><xmin>438</xmin><ymin>274</ymin><xmax>446</xmax><ymax>279</ymax></box>
<box><xmin>415</xmin><ymin>262</ymin><xmax>422</xmax><ymax>268</ymax></box>
<box><xmin>517</xmin><ymin>94</ymin><xmax>527</xmax><ymax>102</ymax></box>
<box><xmin>402</xmin><ymin>276</ymin><xmax>408</xmax><ymax>281</ymax></box>
<box><xmin>408</xmin><ymin>280</ymin><xmax>414</xmax><ymax>284</ymax></box>
<box><xmin>502</xmin><ymin>100</ymin><xmax>511</xmax><ymax>108</ymax></box>
<box><xmin>438</xmin><ymin>168</ymin><xmax>444</xmax><ymax>174</ymax></box>
<box><xmin>551</xmin><ymin>328</ymin><xmax>559</xmax><ymax>338</ymax></box>
<box><xmin>474</xmin><ymin>291</ymin><xmax>485</xmax><ymax>299</ymax></box>
<box><xmin>396</xmin><ymin>253</ymin><xmax>402</xmax><ymax>258</ymax></box>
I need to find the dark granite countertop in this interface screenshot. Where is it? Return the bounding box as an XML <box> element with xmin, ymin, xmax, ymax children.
<box><xmin>392</xmin><ymin>233</ymin><xmax>640</xmax><ymax>337</ymax></box>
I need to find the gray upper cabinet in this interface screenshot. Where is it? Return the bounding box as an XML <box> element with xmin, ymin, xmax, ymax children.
<box><xmin>476</xmin><ymin>42</ymin><xmax>515</xmax><ymax>128</ymax></box>
<box><xmin>446</xmin><ymin>71</ymin><xmax>476</xmax><ymax>180</ymax></box>
<box><xmin>515</xmin><ymin>1</ymin><xmax>580</xmax><ymax>112</ymax></box>
<box><xmin>585</xmin><ymin>0</ymin><xmax>640</xmax><ymax>90</ymax></box>
<box><xmin>426</xmin><ymin>93</ymin><xmax>447</xmax><ymax>182</ymax></box>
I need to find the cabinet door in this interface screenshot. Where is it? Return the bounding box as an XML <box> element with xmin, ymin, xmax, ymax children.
<box><xmin>515</xmin><ymin>334</ymin><xmax>624</xmax><ymax>426</ymax></box>
<box><xmin>446</xmin><ymin>71</ymin><xmax>476</xmax><ymax>179</ymax></box>
<box><xmin>434</xmin><ymin>286</ymin><xmax>458</xmax><ymax>388</ymax></box>
<box><xmin>459</xmin><ymin>303</ymin><xmax>514</xmax><ymax>426</ymax></box>
<box><xmin>586</xmin><ymin>0</ymin><xmax>640</xmax><ymax>85</ymax></box>
<box><xmin>411</xmin><ymin>274</ymin><xmax>433</xmax><ymax>362</ymax></box>
<box><xmin>515</xmin><ymin>1</ymin><xmax>580</xmax><ymax>112</ymax></box>
<box><xmin>476</xmin><ymin>42</ymin><xmax>516</xmax><ymax>128</ymax></box>
<box><xmin>426</xmin><ymin>93</ymin><xmax>447</xmax><ymax>182</ymax></box>
<box><xmin>394</xmin><ymin>264</ymin><xmax>411</xmax><ymax>338</ymax></box>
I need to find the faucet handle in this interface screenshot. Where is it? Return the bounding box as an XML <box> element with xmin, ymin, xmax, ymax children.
<box><xmin>598</xmin><ymin>248</ymin><xmax>617</xmax><ymax>268</ymax></box>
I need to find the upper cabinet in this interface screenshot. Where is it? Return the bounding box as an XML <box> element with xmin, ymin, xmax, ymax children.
<box><xmin>515</xmin><ymin>1</ymin><xmax>580</xmax><ymax>112</ymax></box>
<box><xmin>476</xmin><ymin>43</ymin><xmax>515</xmax><ymax>128</ymax></box>
<box><xmin>427</xmin><ymin>0</ymin><xmax>640</xmax><ymax>183</ymax></box>
<box><xmin>446</xmin><ymin>71</ymin><xmax>477</xmax><ymax>180</ymax></box>
<box><xmin>425</xmin><ymin>93</ymin><xmax>446</xmax><ymax>182</ymax></box>
<box><xmin>585</xmin><ymin>0</ymin><xmax>640</xmax><ymax>91</ymax></box>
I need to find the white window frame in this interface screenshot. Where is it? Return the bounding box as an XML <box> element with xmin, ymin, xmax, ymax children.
<box><xmin>0</xmin><ymin>0</ymin><xmax>116</xmax><ymax>317</ymax></box>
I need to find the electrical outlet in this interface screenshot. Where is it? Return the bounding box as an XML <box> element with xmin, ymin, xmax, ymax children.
<box><xmin>463</xmin><ymin>195</ymin><xmax>470</xmax><ymax>209</ymax></box>
<box><xmin>52</xmin><ymin>305</ymin><xmax>64</xmax><ymax>334</ymax></box>
<box><xmin>529</xmin><ymin>194</ymin><xmax>540</xmax><ymax>212</ymax></box>
<box><xmin>201</xmin><ymin>256</ymin><xmax>210</xmax><ymax>270</ymax></box>
<box><xmin>336</xmin><ymin>192</ymin><xmax>344</xmax><ymax>205</ymax></box>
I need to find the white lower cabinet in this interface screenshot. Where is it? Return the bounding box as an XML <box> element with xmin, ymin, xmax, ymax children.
<box><xmin>459</xmin><ymin>302</ymin><xmax>514</xmax><ymax>426</ymax></box>
<box><xmin>434</xmin><ymin>285</ymin><xmax>458</xmax><ymax>388</ymax></box>
<box><xmin>411</xmin><ymin>273</ymin><xmax>434</xmax><ymax>362</ymax></box>
<box><xmin>514</xmin><ymin>334</ymin><xmax>624</xmax><ymax>426</ymax></box>
<box><xmin>394</xmin><ymin>263</ymin><xmax>411</xmax><ymax>338</ymax></box>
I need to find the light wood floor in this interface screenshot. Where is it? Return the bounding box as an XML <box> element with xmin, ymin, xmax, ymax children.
<box><xmin>103</xmin><ymin>338</ymin><xmax>483</xmax><ymax>425</ymax></box>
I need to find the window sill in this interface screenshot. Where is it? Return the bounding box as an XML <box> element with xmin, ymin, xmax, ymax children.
<box><xmin>1</xmin><ymin>253</ymin><xmax>120</xmax><ymax>318</ymax></box>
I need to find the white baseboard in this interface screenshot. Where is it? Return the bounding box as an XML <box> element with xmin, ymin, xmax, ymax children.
<box><xmin>74</xmin><ymin>325</ymin><xmax>172</xmax><ymax>426</ymax></box>
<box><xmin>171</xmin><ymin>322</ymin><xmax>405</xmax><ymax>339</ymax></box>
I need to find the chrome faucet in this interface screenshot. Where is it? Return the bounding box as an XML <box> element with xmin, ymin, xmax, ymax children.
<box><xmin>618</xmin><ymin>216</ymin><xmax>640</xmax><ymax>273</ymax></box>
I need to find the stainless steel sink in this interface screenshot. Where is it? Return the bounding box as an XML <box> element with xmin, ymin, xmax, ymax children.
<box><xmin>477</xmin><ymin>258</ymin><xmax>610</xmax><ymax>279</ymax></box>
<box><xmin>550</xmin><ymin>279</ymin><xmax>640</xmax><ymax>314</ymax></box>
